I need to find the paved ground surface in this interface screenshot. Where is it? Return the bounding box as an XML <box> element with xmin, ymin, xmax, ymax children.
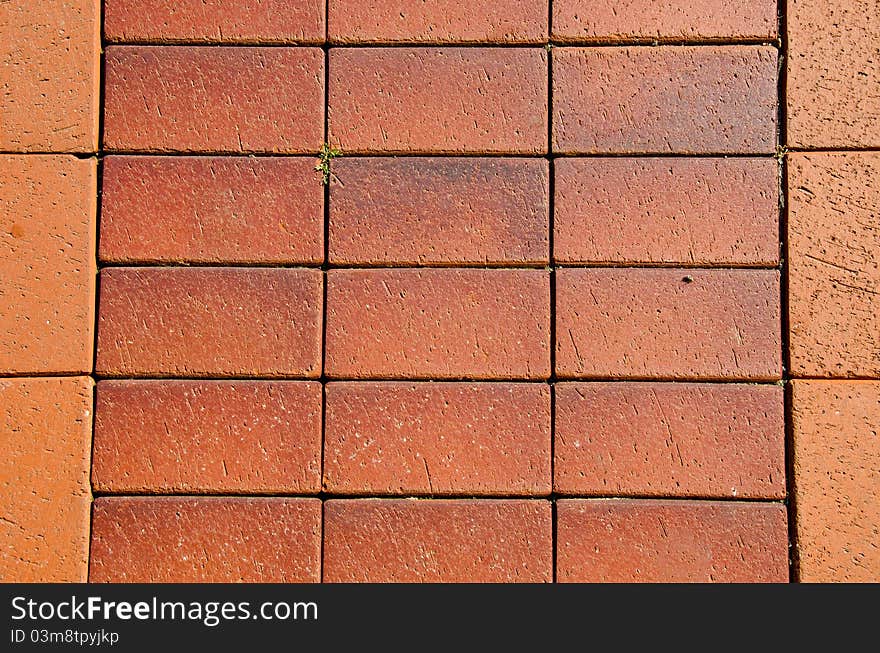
<box><xmin>1</xmin><ymin>0</ymin><xmax>877</xmax><ymax>582</ymax></box>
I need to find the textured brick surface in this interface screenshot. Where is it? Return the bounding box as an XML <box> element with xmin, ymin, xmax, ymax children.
<box><xmin>329</xmin><ymin>0</ymin><xmax>548</xmax><ymax>43</ymax></box>
<box><xmin>789</xmin><ymin>153</ymin><xmax>880</xmax><ymax>378</ymax></box>
<box><xmin>555</xmin><ymin>383</ymin><xmax>785</xmax><ymax>498</ymax></box>
<box><xmin>324</xmin><ymin>500</ymin><xmax>552</xmax><ymax>582</ymax></box>
<box><xmin>90</xmin><ymin>497</ymin><xmax>321</xmax><ymax>582</ymax></box>
<box><xmin>100</xmin><ymin>156</ymin><xmax>323</xmax><ymax>264</ymax></box>
<box><xmin>792</xmin><ymin>381</ymin><xmax>880</xmax><ymax>582</ymax></box>
<box><xmin>0</xmin><ymin>378</ymin><xmax>92</xmax><ymax>582</ymax></box>
<box><xmin>554</xmin><ymin>158</ymin><xmax>779</xmax><ymax>265</ymax></box>
<box><xmin>326</xmin><ymin>269</ymin><xmax>550</xmax><ymax>379</ymax></box>
<box><xmin>330</xmin><ymin>158</ymin><xmax>549</xmax><ymax>265</ymax></box>
<box><xmin>557</xmin><ymin>500</ymin><xmax>789</xmax><ymax>582</ymax></box>
<box><xmin>0</xmin><ymin>0</ymin><xmax>99</xmax><ymax>152</ymax></box>
<box><xmin>329</xmin><ymin>48</ymin><xmax>548</xmax><ymax>153</ymax></box>
<box><xmin>103</xmin><ymin>46</ymin><xmax>324</xmax><ymax>152</ymax></box>
<box><xmin>552</xmin><ymin>46</ymin><xmax>778</xmax><ymax>154</ymax></box>
<box><xmin>552</xmin><ymin>0</ymin><xmax>777</xmax><ymax>42</ymax></box>
<box><xmin>788</xmin><ymin>0</ymin><xmax>880</xmax><ymax>148</ymax></box>
<box><xmin>96</xmin><ymin>267</ymin><xmax>322</xmax><ymax>377</ymax></box>
<box><xmin>1</xmin><ymin>155</ymin><xmax>96</xmax><ymax>374</ymax></box>
<box><xmin>556</xmin><ymin>269</ymin><xmax>781</xmax><ymax>380</ymax></box>
<box><xmin>93</xmin><ymin>381</ymin><xmax>322</xmax><ymax>493</ymax></box>
<box><xmin>105</xmin><ymin>0</ymin><xmax>326</xmax><ymax>44</ymax></box>
<box><xmin>324</xmin><ymin>382</ymin><xmax>551</xmax><ymax>495</ymax></box>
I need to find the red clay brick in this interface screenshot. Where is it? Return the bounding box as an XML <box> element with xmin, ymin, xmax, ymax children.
<box><xmin>105</xmin><ymin>0</ymin><xmax>325</xmax><ymax>44</ymax></box>
<box><xmin>792</xmin><ymin>381</ymin><xmax>880</xmax><ymax>582</ymax></box>
<box><xmin>0</xmin><ymin>0</ymin><xmax>99</xmax><ymax>152</ymax></box>
<box><xmin>329</xmin><ymin>0</ymin><xmax>548</xmax><ymax>43</ymax></box>
<box><xmin>93</xmin><ymin>380</ymin><xmax>322</xmax><ymax>494</ymax></box>
<box><xmin>100</xmin><ymin>156</ymin><xmax>323</xmax><ymax>264</ymax></box>
<box><xmin>556</xmin><ymin>268</ymin><xmax>781</xmax><ymax>380</ymax></box>
<box><xmin>552</xmin><ymin>46</ymin><xmax>778</xmax><ymax>154</ymax></box>
<box><xmin>96</xmin><ymin>267</ymin><xmax>322</xmax><ymax>377</ymax></box>
<box><xmin>326</xmin><ymin>269</ymin><xmax>550</xmax><ymax>379</ymax></box>
<box><xmin>788</xmin><ymin>0</ymin><xmax>880</xmax><ymax>148</ymax></box>
<box><xmin>324</xmin><ymin>499</ymin><xmax>552</xmax><ymax>582</ymax></box>
<box><xmin>90</xmin><ymin>497</ymin><xmax>321</xmax><ymax>582</ymax></box>
<box><xmin>1</xmin><ymin>155</ymin><xmax>96</xmax><ymax>374</ymax></box>
<box><xmin>0</xmin><ymin>378</ymin><xmax>92</xmax><ymax>582</ymax></box>
<box><xmin>330</xmin><ymin>158</ymin><xmax>549</xmax><ymax>265</ymax></box>
<box><xmin>324</xmin><ymin>382</ymin><xmax>551</xmax><ymax>495</ymax></box>
<box><xmin>328</xmin><ymin>48</ymin><xmax>548</xmax><ymax>153</ymax></box>
<box><xmin>554</xmin><ymin>157</ymin><xmax>779</xmax><ymax>265</ymax></box>
<box><xmin>788</xmin><ymin>153</ymin><xmax>880</xmax><ymax>378</ymax></box>
<box><xmin>555</xmin><ymin>383</ymin><xmax>785</xmax><ymax>498</ymax></box>
<box><xmin>557</xmin><ymin>499</ymin><xmax>788</xmax><ymax>582</ymax></box>
<box><xmin>552</xmin><ymin>0</ymin><xmax>777</xmax><ymax>42</ymax></box>
<box><xmin>103</xmin><ymin>46</ymin><xmax>324</xmax><ymax>153</ymax></box>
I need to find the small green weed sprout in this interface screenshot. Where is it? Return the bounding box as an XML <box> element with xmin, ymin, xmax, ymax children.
<box><xmin>315</xmin><ymin>143</ymin><xmax>342</xmax><ymax>185</ymax></box>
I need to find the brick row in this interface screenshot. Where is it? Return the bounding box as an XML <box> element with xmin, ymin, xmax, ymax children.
<box><xmin>101</xmin><ymin>46</ymin><xmax>776</xmax><ymax>154</ymax></box>
<box><xmin>102</xmin><ymin>1</ymin><xmax>778</xmax><ymax>44</ymax></box>
<box><xmin>91</xmin><ymin>380</ymin><xmax>783</xmax><ymax>498</ymax></box>
<box><xmin>95</xmin><ymin>267</ymin><xmax>779</xmax><ymax>380</ymax></box>
<box><xmin>100</xmin><ymin>156</ymin><xmax>777</xmax><ymax>267</ymax></box>
<box><xmin>88</xmin><ymin>498</ymin><xmax>788</xmax><ymax>582</ymax></box>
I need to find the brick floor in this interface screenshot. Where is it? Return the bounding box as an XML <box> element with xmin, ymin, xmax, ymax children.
<box><xmin>1</xmin><ymin>1</ymin><xmax>878</xmax><ymax>584</ymax></box>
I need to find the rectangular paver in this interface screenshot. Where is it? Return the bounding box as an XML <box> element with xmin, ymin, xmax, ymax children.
<box><xmin>324</xmin><ymin>382</ymin><xmax>551</xmax><ymax>495</ymax></box>
<box><xmin>96</xmin><ymin>267</ymin><xmax>323</xmax><ymax>378</ymax></box>
<box><xmin>326</xmin><ymin>269</ymin><xmax>551</xmax><ymax>379</ymax></box>
<box><xmin>100</xmin><ymin>156</ymin><xmax>323</xmax><ymax>264</ymax></box>
<box><xmin>557</xmin><ymin>499</ymin><xmax>789</xmax><ymax>582</ymax></box>
<box><xmin>328</xmin><ymin>48</ymin><xmax>548</xmax><ymax>153</ymax></box>
<box><xmin>93</xmin><ymin>380</ymin><xmax>322</xmax><ymax>493</ymax></box>
<box><xmin>330</xmin><ymin>157</ymin><xmax>549</xmax><ymax>265</ymax></box>
<box><xmin>1</xmin><ymin>155</ymin><xmax>96</xmax><ymax>374</ymax></box>
<box><xmin>555</xmin><ymin>382</ymin><xmax>785</xmax><ymax>498</ymax></box>
<box><xmin>103</xmin><ymin>46</ymin><xmax>324</xmax><ymax>152</ymax></box>
<box><xmin>324</xmin><ymin>499</ymin><xmax>552</xmax><ymax>582</ymax></box>
<box><xmin>552</xmin><ymin>46</ymin><xmax>778</xmax><ymax>154</ymax></box>
<box><xmin>1</xmin><ymin>377</ymin><xmax>93</xmax><ymax>582</ymax></box>
<box><xmin>555</xmin><ymin>268</ymin><xmax>782</xmax><ymax>380</ymax></box>
<box><xmin>90</xmin><ymin>497</ymin><xmax>321</xmax><ymax>582</ymax></box>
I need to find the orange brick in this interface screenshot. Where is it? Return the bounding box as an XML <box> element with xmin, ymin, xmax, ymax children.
<box><xmin>0</xmin><ymin>377</ymin><xmax>92</xmax><ymax>582</ymax></box>
<box><xmin>792</xmin><ymin>381</ymin><xmax>880</xmax><ymax>582</ymax></box>
<box><xmin>96</xmin><ymin>267</ymin><xmax>323</xmax><ymax>377</ymax></box>
<box><xmin>324</xmin><ymin>499</ymin><xmax>552</xmax><ymax>582</ymax></box>
<box><xmin>552</xmin><ymin>0</ymin><xmax>777</xmax><ymax>42</ymax></box>
<box><xmin>787</xmin><ymin>0</ymin><xmax>880</xmax><ymax>148</ymax></box>
<box><xmin>100</xmin><ymin>156</ymin><xmax>323</xmax><ymax>264</ymax></box>
<box><xmin>557</xmin><ymin>499</ymin><xmax>789</xmax><ymax>582</ymax></box>
<box><xmin>93</xmin><ymin>381</ymin><xmax>322</xmax><ymax>493</ymax></box>
<box><xmin>789</xmin><ymin>153</ymin><xmax>880</xmax><ymax>377</ymax></box>
<box><xmin>324</xmin><ymin>382</ymin><xmax>551</xmax><ymax>495</ymax></box>
<box><xmin>104</xmin><ymin>0</ymin><xmax>326</xmax><ymax>44</ymax></box>
<box><xmin>0</xmin><ymin>0</ymin><xmax>99</xmax><ymax>152</ymax></box>
<box><xmin>555</xmin><ymin>383</ymin><xmax>785</xmax><ymax>498</ymax></box>
<box><xmin>554</xmin><ymin>157</ymin><xmax>779</xmax><ymax>265</ymax></box>
<box><xmin>330</xmin><ymin>157</ymin><xmax>549</xmax><ymax>265</ymax></box>
<box><xmin>90</xmin><ymin>497</ymin><xmax>321</xmax><ymax>582</ymax></box>
<box><xmin>555</xmin><ymin>268</ymin><xmax>781</xmax><ymax>380</ymax></box>
<box><xmin>1</xmin><ymin>155</ymin><xmax>96</xmax><ymax>374</ymax></box>
<box><xmin>325</xmin><ymin>269</ymin><xmax>551</xmax><ymax>379</ymax></box>
<box><xmin>329</xmin><ymin>0</ymin><xmax>548</xmax><ymax>43</ymax></box>
<box><xmin>552</xmin><ymin>46</ymin><xmax>778</xmax><ymax>154</ymax></box>
<box><xmin>103</xmin><ymin>46</ymin><xmax>324</xmax><ymax>153</ymax></box>
<box><xmin>328</xmin><ymin>48</ymin><xmax>548</xmax><ymax>153</ymax></box>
